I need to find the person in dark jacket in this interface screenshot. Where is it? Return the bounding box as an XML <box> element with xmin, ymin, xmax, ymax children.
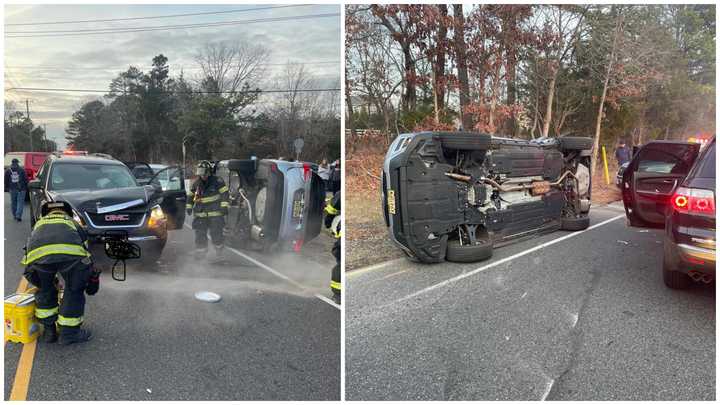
<box><xmin>324</xmin><ymin>191</ymin><xmax>341</xmax><ymax>303</ymax></box>
<box><xmin>186</xmin><ymin>161</ymin><xmax>229</xmax><ymax>261</ymax></box>
<box><xmin>22</xmin><ymin>201</ymin><xmax>98</xmax><ymax>345</ymax></box>
<box><xmin>615</xmin><ymin>140</ymin><xmax>632</xmax><ymax>166</ymax></box>
<box><xmin>5</xmin><ymin>158</ymin><xmax>29</xmax><ymax>221</ymax></box>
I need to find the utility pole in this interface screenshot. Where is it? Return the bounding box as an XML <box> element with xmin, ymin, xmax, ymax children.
<box><xmin>43</xmin><ymin>124</ymin><xmax>47</xmax><ymax>151</ymax></box>
<box><xmin>26</xmin><ymin>99</ymin><xmax>33</xmax><ymax>152</ymax></box>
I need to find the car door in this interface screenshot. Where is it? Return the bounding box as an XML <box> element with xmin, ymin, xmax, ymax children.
<box><xmin>148</xmin><ymin>166</ymin><xmax>186</xmax><ymax>230</ymax></box>
<box><xmin>125</xmin><ymin>162</ymin><xmax>155</xmax><ymax>186</ymax></box>
<box><xmin>622</xmin><ymin>142</ymin><xmax>700</xmax><ymax>225</ymax></box>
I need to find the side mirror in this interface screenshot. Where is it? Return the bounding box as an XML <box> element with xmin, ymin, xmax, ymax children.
<box><xmin>28</xmin><ymin>179</ymin><xmax>41</xmax><ymax>190</ymax></box>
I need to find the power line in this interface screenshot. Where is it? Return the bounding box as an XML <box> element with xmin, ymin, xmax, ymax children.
<box><xmin>5</xmin><ymin>61</ymin><xmax>341</xmax><ymax>71</ymax></box>
<box><xmin>6</xmin><ymin>5</ymin><xmax>312</xmax><ymax>26</ymax></box>
<box><xmin>6</xmin><ymin>13</ymin><xmax>340</xmax><ymax>38</ymax></box>
<box><xmin>6</xmin><ymin>87</ymin><xmax>340</xmax><ymax>94</ymax></box>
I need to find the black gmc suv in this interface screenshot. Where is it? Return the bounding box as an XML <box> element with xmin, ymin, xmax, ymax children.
<box><xmin>27</xmin><ymin>154</ymin><xmax>186</xmax><ymax>266</ymax></box>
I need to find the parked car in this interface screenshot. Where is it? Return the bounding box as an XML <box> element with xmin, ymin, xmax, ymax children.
<box><xmin>4</xmin><ymin>151</ymin><xmax>50</xmax><ymax>181</ymax></box>
<box><xmin>215</xmin><ymin>158</ymin><xmax>325</xmax><ymax>252</ymax></box>
<box><xmin>382</xmin><ymin>132</ymin><xmax>594</xmax><ymax>263</ymax></box>
<box><xmin>28</xmin><ymin>154</ymin><xmax>185</xmax><ymax>266</ymax></box>
<box><xmin>621</xmin><ymin>138</ymin><xmax>715</xmax><ymax>288</ymax></box>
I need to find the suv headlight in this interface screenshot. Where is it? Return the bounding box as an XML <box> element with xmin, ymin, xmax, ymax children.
<box><xmin>148</xmin><ymin>205</ymin><xmax>166</xmax><ymax>228</ymax></box>
<box><xmin>72</xmin><ymin>210</ymin><xmax>85</xmax><ymax>227</ymax></box>
<box><xmin>150</xmin><ymin>205</ymin><xmax>166</xmax><ymax>220</ymax></box>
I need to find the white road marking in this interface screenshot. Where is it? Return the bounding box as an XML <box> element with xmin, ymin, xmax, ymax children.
<box><xmin>569</xmin><ymin>312</ymin><xmax>579</xmax><ymax>328</ymax></box>
<box><xmin>184</xmin><ymin>222</ymin><xmax>339</xmax><ymax>309</ymax></box>
<box><xmin>347</xmin><ymin>258</ymin><xmax>406</xmax><ymax>278</ymax></box>
<box><xmin>521</xmin><ymin>292</ymin><xmax>528</xmax><ymax>299</ymax></box>
<box><xmin>369</xmin><ymin>270</ymin><xmax>407</xmax><ymax>283</ymax></box>
<box><xmin>394</xmin><ymin>214</ymin><xmax>625</xmax><ymax>304</ymax></box>
<box><xmin>540</xmin><ymin>378</ymin><xmax>555</xmax><ymax>401</ymax></box>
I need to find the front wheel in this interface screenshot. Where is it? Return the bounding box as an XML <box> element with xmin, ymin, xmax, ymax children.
<box><xmin>446</xmin><ymin>239</ymin><xmax>493</xmax><ymax>263</ymax></box>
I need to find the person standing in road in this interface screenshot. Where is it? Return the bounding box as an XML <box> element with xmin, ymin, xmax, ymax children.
<box><xmin>21</xmin><ymin>201</ymin><xmax>99</xmax><ymax>345</ymax></box>
<box><xmin>324</xmin><ymin>191</ymin><xmax>341</xmax><ymax>303</ymax></box>
<box><xmin>5</xmin><ymin>158</ymin><xmax>28</xmax><ymax>221</ymax></box>
<box><xmin>615</xmin><ymin>140</ymin><xmax>632</xmax><ymax>166</ymax></box>
<box><xmin>186</xmin><ymin>161</ymin><xmax>229</xmax><ymax>261</ymax></box>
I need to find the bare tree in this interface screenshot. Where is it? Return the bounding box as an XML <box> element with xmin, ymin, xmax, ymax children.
<box><xmin>533</xmin><ymin>5</ymin><xmax>588</xmax><ymax>137</ymax></box>
<box><xmin>194</xmin><ymin>41</ymin><xmax>270</xmax><ymax>93</ymax></box>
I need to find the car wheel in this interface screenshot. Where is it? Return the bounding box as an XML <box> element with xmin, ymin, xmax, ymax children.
<box><xmin>559</xmin><ymin>136</ymin><xmax>593</xmax><ymax>151</ymax></box>
<box><xmin>435</xmin><ymin>132</ymin><xmax>492</xmax><ymax>151</ymax></box>
<box><xmin>446</xmin><ymin>239</ymin><xmax>493</xmax><ymax>263</ymax></box>
<box><xmin>626</xmin><ymin>211</ymin><xmax>648</xmax><ymax>227</ymax></box>
<box><xmin>662</xmin><ymin>258</ymin><xmax>691</xmax><ymax>289</ymax></box>
<box><xmin>561</xmin><ymin>216</ymin><xmax>590</xmax><ymax>231</ymax></box>
<box><xmin>140</xmin><ymin>240</ymin><xmax>165</xmax><ymax>267</ymax></box>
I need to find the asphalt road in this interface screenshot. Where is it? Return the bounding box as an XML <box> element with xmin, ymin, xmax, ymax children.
<box><xmin>346</xmin><ymin>202</ymin><xmax>715</xmax><ymax>401</ymax></box>
<box><xmin>4</xmin><ymin>197</ymin><xmax>340</xmax><ymax>401</ymax></box>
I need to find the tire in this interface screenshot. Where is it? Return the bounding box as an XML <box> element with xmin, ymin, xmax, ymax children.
<box><xmin>663</xmin><ymin>259</ymin><xmax>691</xmax><ymax>289</ymax></box>
<box><xmin>434</xmin><ymin>132</ymin><xmax>492</xmax><ymax>151</ymax></box>
<box><xmin>446</xmin><ymin>239</ymin><xmax>493</xmax><ymax>263</ymax></box>
<box><xmin>559</xmin><ymin>136</ymin><xmax>593</xmax><ymax>151</ymax></box>
<box><xmin>561</xmin><ymin>216</ymin><xmax>590</xmax><ymax>231</ymax></box>
<box><xmin>140</xmin><ymin>241</ymin><xmax>165</xmax><ymax>267</ymax></box>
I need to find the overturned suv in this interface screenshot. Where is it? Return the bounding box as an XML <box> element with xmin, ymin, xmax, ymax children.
<box><xmin>382</xmin><ymin>132</ymin><xmax>593</xmax><ymax>263</ymax></box>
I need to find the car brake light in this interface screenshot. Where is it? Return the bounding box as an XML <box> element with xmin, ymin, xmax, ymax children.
<box><xmin>303</xmin><ymin>163</ymin><xmax>311</xmax><ymax>181</ymax></box>
<box><xmin>671</xmin><ymin>187</ymin><xmax>715</xmax><ymax>215</ymax></box>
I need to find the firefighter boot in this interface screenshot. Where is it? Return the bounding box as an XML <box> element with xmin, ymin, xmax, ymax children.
<box><xmin>193</xmin><ymin>247</ymin><xmax>208</xmax><ymax>260</ymax></box>
<box><xmin>210</xmin><ymin>244</ymin><xmax>225</xmax><ymax>263</ymax></box>
<box><xmin>58</xmin><ymin>327</ymin><xmax>92</xmax><ymax>346</ymax></box>
<box><xmin>41</xmin><ymin>324</ymin><xmax>58</xmax><ymax>344</ymax></box>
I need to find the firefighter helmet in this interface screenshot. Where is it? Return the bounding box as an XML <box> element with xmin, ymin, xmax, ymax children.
<box><xmin>40</xmin><ymin>200</ymin><xmax>74</xmax><ymax>217</ymax></box>
<box><xmin>195</xmin><ymin>160</ymin><xmax>213</xmax><ymax>177</ymax></box>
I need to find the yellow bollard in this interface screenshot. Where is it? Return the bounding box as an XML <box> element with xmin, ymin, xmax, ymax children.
<box><xmin>601</xmin><ymin>146</ymin><xmax>611</xmax><ymax>185</ymax></box>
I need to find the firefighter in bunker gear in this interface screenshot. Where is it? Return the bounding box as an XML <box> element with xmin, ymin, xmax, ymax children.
<box><xmin>324</xmin><ymin>192</ymin><xmax>341</xmax><ymax>303</ymax></box>
<box><xmin>186</xmin><ymin>161</ymin><xmax>229</xmax><ymax>260</ymax></box>
<box><xmin>21</xmin><ymin>201</ymin><xmax>94</xmax><ymax>345</ymax></box>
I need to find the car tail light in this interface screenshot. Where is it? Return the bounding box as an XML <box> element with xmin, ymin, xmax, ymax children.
<box><xmin>671</xmin><ymin>187</ymin><xmax>715</xmax><ymax>216</ymax></box>
<box><xmin>303</xmin><ymin>163</ymin><xmax>311</xmax><ymax>182</ymax></box>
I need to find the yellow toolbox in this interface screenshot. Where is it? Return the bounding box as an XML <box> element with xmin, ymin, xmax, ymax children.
<box><xmin>4</xmin><ymin>293</ymin><xmax>41</xmax><ymax>344</ymax></box>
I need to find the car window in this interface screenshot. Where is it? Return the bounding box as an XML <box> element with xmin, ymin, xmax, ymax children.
<box><xmin>696</xmin><ymin>141</ymin><xmax>715</xmax><ymax>179</ymax></box>
<box><xmin>152</xmin><ymin>167</ymin><xmax>183</xmax><ymax>191</ymax></box>
<box><xmin>49</xmin><ymin>163</ymin><xmax>138</xmax><ymax>191</ymax></box>
<box><xmin>36</xmin><ymin>161</ymin><xmax>49</xmax><ymax>183</ymax></box>
<box><xmin>636</xmin><ymin>145</ymin><xmax>696</xmax><ymax>175</ymax></box>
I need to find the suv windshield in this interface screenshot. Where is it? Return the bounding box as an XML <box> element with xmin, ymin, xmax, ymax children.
<box><xmin>49</xmin><ymin>163</ymin><xmax>138</xmax><ymax>191</ymax></box>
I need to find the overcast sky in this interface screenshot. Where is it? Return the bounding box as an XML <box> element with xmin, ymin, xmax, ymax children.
<box><xmin>4</xmin><ymin>4</ymin><xmax>341</xmax><ymax>149</ymax></box>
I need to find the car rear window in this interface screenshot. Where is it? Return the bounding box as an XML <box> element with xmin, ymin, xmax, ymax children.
<box><xmin>696</xmin><ymin>142</ymin><xmax>715</xmax><ymax>179</ymax></box>
<box><xmin>636</xmin><ymin>145</ymin><xmax>696</xmax><ymax>175</ymax></box>
<box><xmin>49</xmin><ymin>163</ymin><xmax>138</xmax><ymax>191</ymax></box>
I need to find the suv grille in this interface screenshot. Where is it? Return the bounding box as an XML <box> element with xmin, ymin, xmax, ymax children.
<box><xmin>85</xmin><ymin>211</ymin><xmax>146</xmax><ymax>228</ymax></box>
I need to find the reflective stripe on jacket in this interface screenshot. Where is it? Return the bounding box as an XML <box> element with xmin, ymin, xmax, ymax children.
<box><xmin>22</xmin><ymin>212</ymin><xmax>89</xmax><ymax>266</ymax></box>
<box><xmin>187</xmin><ymin>175</ymin><xmax>229</xmax><ymax>216</ymax></box>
